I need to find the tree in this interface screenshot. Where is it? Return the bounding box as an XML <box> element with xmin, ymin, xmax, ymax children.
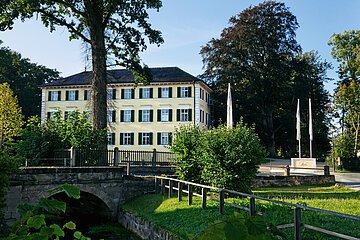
<box><xmin>334</xmin><ymin>80</ymin><xmax>360</xmax><ymax>156</ymax></box>
<box><xmin>201</xmin><ymin>1</ymin><xmax>300</xmax><ymax>156</ymax></box>
<box><xmin>0</xmin><ymin>83</ymin><xmax>24</xmax><ymax>149</ymax></box>
<box><xmin>0</xmin><ymin>42</ymin><xmax>59</xmax><ymax>118</ymax></box>
<box><xmin>0</xmin><ymin>1</ymin><xmax>164</xmax><ymax>131</ymax></box>
<box><xmin>328</xmin><ymin>30</ymin><xmax>360</xmax><ymax>83</ymax></box>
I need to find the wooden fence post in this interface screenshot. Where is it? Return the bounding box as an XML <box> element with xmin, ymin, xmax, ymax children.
<box><xmin>178</xmin><ymin>182</ymin><xmax>183</xmax><ymax>202</ymax></box>
<box><xmin>249</xmin><ymin>197</ymin><xmax>256</xmax><ymax>216</ymax></box>
<box><xmin>114</xmin><ymin>147</ymin><xmax>119</xmax><ymax>166</ymax></box>
<box><xmin>294</xmin><ymin>207</ymin><xmax>302</xmax><ymax>240</ymax></box>
<box><xmin>188</xmin><ymin>185</ymin><xmax>193</xmax><ymax>205</ymax></box>
<box><xmin>202</xmin><ymin>188</ymin><xmax>207</xmax><ymax>209</ymax></box>
<box><xmin>169</xmin><ymin>180</ymin><xmax>173</xmax><ymax>198</ymax></box>
<box><xmin>219</xmin><ymin>190</ymin><xmax>225</xmax><ymax>214</ymax></box>
<box><xmin>285</xmin><ymin>165</ymin><xmax>291</xmax><ymax>176</ymax></box>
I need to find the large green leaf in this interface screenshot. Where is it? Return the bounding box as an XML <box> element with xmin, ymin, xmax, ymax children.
<box><xmin>63</xmin><ymin>221</ymin><xmax>76</xmax><ymax>230</ymax></box>
<box><xmin>26</xmin><ymin>214</ymin><xmax>46</xmax><ymax>229</ymax></box>
<box><xmin>38</xmin><ymin>198</ymin><xmax>66</xmax><ymax>213</ymax></box>
<box><xmin>61</xmin><ymin>184</ymin><xmax>81</xmax><ymax>199</ymax></box>
<box><xmin>50</xmin><ymin>224</ymin><xmax>65</xmax><ymax>237</ymax></box>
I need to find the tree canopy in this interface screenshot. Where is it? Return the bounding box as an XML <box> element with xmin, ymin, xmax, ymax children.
<box><xmin>0</xmin><ymin>83</ymin><xmax>24</xmax><ymax>149</ymax></box>
<box><xmin>201</xmin><ymin>1</ymin><xmax>330</xmax><ymax>157</ymax></box>
<box><xmin>0</xmin><ymin>0</ymin><xmax>164</xmax><ymax>130</ymax></box>
<box><xmin>0</xmin><ymin>42</ymin><xmax>59</xmax><ymax>118</ymax></box>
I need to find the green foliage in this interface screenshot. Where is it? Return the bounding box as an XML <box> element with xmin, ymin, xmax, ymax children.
<box><xmin>329</xmin><ymin>30</ymin><xmax>360</xmax><ymax>82</ymax></box>
<box><xmin>334</xmin><ymin>131</ymin><xmax>355</xmax><ymax>159</ymax></box>
<box><xmin>200</xmin><ymin>1</ymin><xmax>331</xmax><ymax>158</ymax></box>
<box><xmin>196</xmin><ymin>213</ymin><xmax>280</xmax><ymax>240</ymax></box>
<box><xmin>0</xmin><ymin>83</ymin><xmax>24</xmax><ymax>149</ymax></box>
<box><xmin>16</xmin><ymin>111</ymin><xmax>107</xmax><ymax>164</ymax></box>
<box><xmin>170</xmin><ymin>125</ymin><xmax>204</xmax><ymax>183</ymax></box>
<box><xmin>171</xmin><ymin>123</ymin><xmax>266</xmax><ymax>193</ymax></box>
<box><xmin>0</xmin><ymin>43</ymin><xmax>59</xmax><ymax>118</ymax></box>
<box><xmin>5</xmin><ymin>184</ymin><xmax>89</xmax><ymax>240</ymax></box>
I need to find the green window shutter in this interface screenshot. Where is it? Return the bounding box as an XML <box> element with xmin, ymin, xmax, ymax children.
<box><xmin>150</xmin><ymin>88</ymin><xmax>153</xmax><ymax>98</ymax></box>
<box><xmin>75</xmin><ymin>90</ymin><xmax>79</xmax><ymax>100</ymax></box>
<box><xmin>131</xmin><ymin>89</ymin><xmax>135</xmax><ymax>99</ymax></box>
<box><xmin>139</xmin><ymin>110</ymin><xmax>142</xmax><ymax>122</ymax></box>
<box><xmin>120</xmin><ymin>133</ymin><xmax>124</xmax><ymax>145</ymax></box>
<box><xmin>176</xmin><ymin>109</ymin><xmax>180</xmax><ymax>121</ymax></box>
<box><xmin>84</xmin><ymin>90</ymin><xmax>88</xmax><ymax>100</ymax></box>
<box><xmin>157</xmin><ymin>132</ymin><xmax>161</xmax><ymax>145</ymax></box>
<box><xmin>158</xmin><ymin>88</ymin><xmax>162</xmax><ymax>98</ymax></box>
<box><xmin>111</xmin><ymin>133</ymin><xmax>115</xmax><ymax>145</ymax></box>
<box><xmin>168</xmin><ymin>132</ymin><xmax>173</xmax><ymax>145</ymax></box>
<box><xmin>58</xmin><ymin>91</ymin><xmax>61</xmax><ymax>101</ymax></box>
<box><xmin>188</xmin><ymin>109</ymin><xmax>192</xmax><ymax>121</ymax></box>
<box><xmin>150</xmin><ymin>110</ymin><xmax>153</xmax><ymax>122</ymax></box>
<box><xmin>112</xmin><ymin>110</ymin><xmax>116</xmax><ymax>122</ymax></box>
<box><xmin>121</xmin><ymin>89</ymin><xmax>124</xmax><ymax>99</ymax></box>
<box><xmin>149</xmin><ymin>133</ymin><xmax>153</xmax><ymax>145</ymax></box>
<box><xmin>130</xmin><ymin>133</ymin><xmax>134</xmax><ymax>145</ymax></box>
<box><xmin>112</xmin><ymin>89</ymin><xmax>116</xmax><ymax>99</ymax></box>
<box><xmin>131</xmin><ymin>110</ymin><xmax>135</xmax><ymax>122</ymax></box>
<box><xmin>177</xmin><ymin>87</ymin><xmax>181</xmax><ymax>97</ymax></box>
<box><xmin>48</xmin><ymin>92</ymin><xmax>51</xmax><ymax>101</ymax></box>
<box><xmin>138</xmin><ymin>133</ymin><xmax>142</xmax><ymax>145</ymax></box>
<box><xmin>169</xmin><ymin>87</ymin><xmax>172</xmax><ymax>98</ymax></box>
<box><xmin>120</xmin><ymin>110</ymin><xmax>124</xmax><ymax>122</ymax></box>
<box><xmin>169</xmin><ymin>109</ymin><xmax>173</xmax><ymax>122</ymax></box>
<box><xmin>66</xmin><ymin>91</ymin><xmax>69</xmax><ymax>101</ymax></box>
<box><xmin>188</xmin><ymin>87</ymin><xmax>192</xmax><ymax>97</ymax></box>
<box><xmin>139</xmin><ymin>88</ymin><xmax>143</xmax><ymax>99</ymax></box>
<box><xmin>157</xmin><ymin>110</ymin><xmax>161</xmax><ymax>122</ymax></box>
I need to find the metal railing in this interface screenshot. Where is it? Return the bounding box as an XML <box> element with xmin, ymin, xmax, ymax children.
<box><xmin>154</xmin><ymin>176</ymin><xmax>360</xmax><ymax>240</ymax></box>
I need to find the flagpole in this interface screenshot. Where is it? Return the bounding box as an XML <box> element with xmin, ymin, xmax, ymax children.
<box><xmin>296</xmin><ymin>99</ymin><xmax>301</xmax><ymax>158</ymax></box>
<box><xmin>227</xmin><ymin>83</ymin><xmax>233</xmax><ymax>129</ymax></box>
<box><xmin>309</xmin><ymin>98</ymin><xmax>313</xmax><ymax>158</ymax></box>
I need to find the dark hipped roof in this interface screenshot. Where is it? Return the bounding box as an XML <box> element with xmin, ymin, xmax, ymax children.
<box><xmin>43</xmin><ymin>67</ymin><xmax>206</xmax><ymax>87</ymax></box>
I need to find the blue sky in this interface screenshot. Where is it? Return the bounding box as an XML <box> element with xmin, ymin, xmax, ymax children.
<box><xmin>0</xmin><ymin>0</ymin><xmax>359</xmax><ymax>93</ymax></box>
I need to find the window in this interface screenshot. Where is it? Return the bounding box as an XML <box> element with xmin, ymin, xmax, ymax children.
<box><xmin>121</xmin><ymin>110</ymin><xmax>134</xmax><ymax>122</ymax></box>
<box><xmin>157</xmin><ymin>109</ymin><xmax>172</xmax><ymax>122</ymax></box>
<box><xmin>200</xmin><ymin>110</ymin><xmax>203</xmax><ymax>123</ymax></box>
<box><xmin>177</xmin><ymin>87</ymin><xmax>191</xmax><ymax>98</ymax></box>
<box><xmin>157</xmin><ymin>132</ymin><xmax>172</xmax><ymax>145</ymax></box>
<box><xmin>48</xmin><ymin>91</ymin><xmax>61</xmax><ymax>101</ymax></box>
<box><xmin>64</xmin><ymin>111</ymin><xmax>70</xmax><ymax>120</ymax></box>
<box><xmin>46</xmin><ymin>111</ymin><xmax>55</xmax><ymax>119</ymax></box>
<box><xmin>139</xmin><ymin>109</ymin><xmax>153</xmax><ymax>122</ymax></box>
<box><xmin>158</xmin><ymin>87</ymin><xmax>172</xmax><ymax>98</ymax></box>
<box><xmin>122</xmin><ymin>89</ymin><xmax>134</xmax><ymax>99</ymax></box>
<box><xmin>107</xmin><ymin>110</ymin><xmax>116</xmax><ymax>123</ymax></box>
<box><xmin>139</xmin><ymin>132</ymin><xmax>153</xmax><ymax>145</ymax></box>
<box><xmin>107</xmin><ymin>88</ymin><xmax>116</xmax><ymax>100</ymax></box>
<box><xmin>200</xmin><ymin>88</ymin><xmax>205</xmax><ymax>100</ymax></box>
<box><xmin>120</xmin><ymin>133</ymin><xmax>134</xmax><ymax>145</ymax></box>
<box><xmin>206</xmin><ymin>113</ymin><xmax>210</xmax><ymax>126</ymax></box>
<box><xmin>206</xmin><ymin>92</ymin><xmax>210</xmax><ymax>104</ymax></box>
<box><xmin>177</xmin><ymin>109</ymin><xmax>192</xmax><ymax>122</ymax></box>
<box><xmin>140</xmin><ymin>88</ymin><xmax>153</xmax><ymax>99</ymax></box>
<box><xmin>66</xmin><ymin>90</ymin><xmax>79</xmax><ymax>101</ymax></box>
<box><xmin>107</xmin><ymin>133</ymin><xmax>115</xmax><ymax>145</ymax></box>
<box><xmin>84</xmin><ymin>90</ymin><xmax>91</xmax><ymax>100</ymax></box>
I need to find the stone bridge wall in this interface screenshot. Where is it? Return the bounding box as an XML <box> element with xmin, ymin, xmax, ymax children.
<box><xmin>4</xmin><ymin>167</ymin><xmax>154</xmax><ymax>224</ymax></box>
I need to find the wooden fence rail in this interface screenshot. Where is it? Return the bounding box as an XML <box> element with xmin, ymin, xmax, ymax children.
<box><xmin>154</xmin><ymin>176</ymin><xmax>360</xmax><ymax>240</ymax></box>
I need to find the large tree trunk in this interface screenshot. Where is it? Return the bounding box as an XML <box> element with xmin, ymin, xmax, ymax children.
<box><xmin>262</xmin><ymin>107</ymin><xmax>276</xmax><ymax>157</ymax></box>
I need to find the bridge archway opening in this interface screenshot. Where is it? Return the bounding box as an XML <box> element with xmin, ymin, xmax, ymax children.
<box><xmin>49</xmin><ymin>191</ymin><xmax>114</xmax><ymax>232</ymax></box>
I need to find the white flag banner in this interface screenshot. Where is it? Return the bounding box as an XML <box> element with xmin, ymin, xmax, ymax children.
<box><xmin>296</xmin><ymin>99</ymin><xmax>301</xmax><ymax>141</ymax></box>
<box><xmin>309</xmin><ymin>98</ymin><xmax>313</xmax><ymax>141</ymax></box>
<box><xmin>226</xmin><ymin>83</ymin><xmax>233</xmax><ymax>129</ymax></box>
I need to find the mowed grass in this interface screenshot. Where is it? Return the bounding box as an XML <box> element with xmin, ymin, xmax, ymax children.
<box><xmin>122</xmin><ymin>184</ymin><xmax>360</xmax><ymax>240</ymax></box>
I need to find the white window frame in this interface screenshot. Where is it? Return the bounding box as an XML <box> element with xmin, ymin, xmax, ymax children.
<box><xmin>68</xmin><ymin>90</ymin><xmax>76</xmax><ymax>101</ymax></box>
<box><xmin>142</xmin><ymin>109</ymin><xmax>150</xmax><ymax>122</ymax></box>
<box><xmin>180</xmin><ymin>109</ymin><xmax>189</xmax><ymax>122</ymax></box>
<box><xmin>180</xmin><ymin>87</ymin><xmax>189</xmax><ymax>98</ymax></box>
<box><xmin>50</xmin><ymin>91</ymin><xmax>59</xmax><ymax>101</ymax></box>
<box><xmin>142</xmin><ymin>132</ymin><xmax>151</xmax><ymax>145</ymax></box>
<box><xmin>124</xmin><ymin>89</ymin><xmax>132</xmax><ymax>99</ymax></box>
<box><xmin>160</xmin><ymin>132</ymin><xmax>169</xmax><ymax>145</ymax></box>
<box><xmin>107</xmin><ymin>88</ymin><xmax>113</xmax><ymax>100</ymax></box>
<box><xmin>142</xmin><ymin>88</ymin><xmax>151</xmax><ymax>99</ymax></box>
<box><xmin>161</xmin><ymin>109</ymin><xmax>169</xmax><ymax>122</ymax></box>
<box><xmin>161</xmin><ymin>87</ymin><xmax>169</xmax><ymax>98</ymax></box>
<box><xmin>107</xmin><ymin>133</ymin><xmax>115</xmax><ymax>145</ymax></box>
<box><xmin>123</xmin><ymin>133</ymin><xmax>132</xmax><ymax>145</ymax></box>
<box><xmin>107</xmin><ymin>110</ymin><xmax>115</xmax><ymax>123</ymax></box>
<box><xmin>123</xmin><ymin>110</ymin><xmax>132</xmax><ymax>122</ymax></box>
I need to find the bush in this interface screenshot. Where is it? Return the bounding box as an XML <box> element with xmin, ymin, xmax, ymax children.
<box><xmin>341</xmin><ymin>157</ymin><xmax>360</xmax><ymax>171</ymax></box>
<box><xmin>171</xmin><ymin>123</ymin><xmax>266</xmax><ymax>193</ymax></box>
<box><xmin>334</xmin><ymin>131</ymin><xmax>355</xmax><ymax>159</ymax></box>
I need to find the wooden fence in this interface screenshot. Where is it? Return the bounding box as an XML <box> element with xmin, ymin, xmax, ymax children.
<box><xmin>154</xmin><ymin>176</ymin><xmax>360</xmax><ymax>240</ymax></box>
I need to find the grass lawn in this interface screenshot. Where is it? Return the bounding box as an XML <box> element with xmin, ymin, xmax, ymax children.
<box><xmin>122</xmin><ymin>184</ymin><xmax>360</xmax><ymax>240</ymax></box>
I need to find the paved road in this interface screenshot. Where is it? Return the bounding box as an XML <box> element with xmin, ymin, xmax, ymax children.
<box><xmin>259</xmin><ymin>159</ymin><xmax>360</xmax><ymax>191</ymax></box>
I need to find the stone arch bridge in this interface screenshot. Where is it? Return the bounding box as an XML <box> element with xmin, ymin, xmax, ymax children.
<box><xmin>4</xmin><ymin>167</ymin><xmax>161</xmax><ymax>223</ymax></box>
